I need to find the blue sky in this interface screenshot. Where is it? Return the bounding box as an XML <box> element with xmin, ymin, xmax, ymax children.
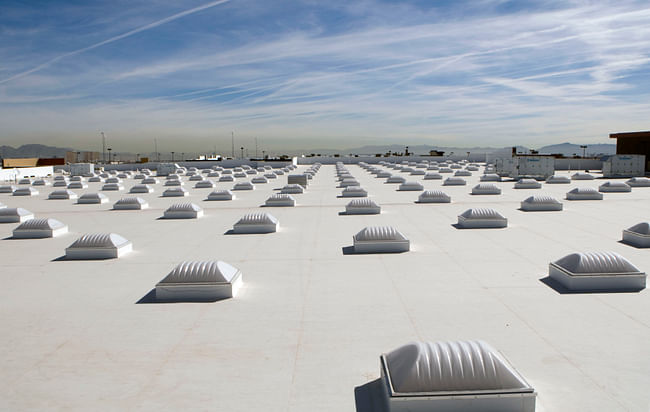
<box><xmin>1</xmin><ymin>0</ymin><xmax>649</xmax><ymax>153</ymax></box>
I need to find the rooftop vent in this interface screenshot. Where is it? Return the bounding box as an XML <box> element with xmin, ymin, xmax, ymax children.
<box><xmin>32</xmin><ymin>179</ymin><xmax>51</xmax><ymax>186</ymax></box>
<box><xmin>546</xmin><ymin>175</ymin><xmax>570</xmax><ymax>184</ymax></box>
<box><xmin>566</xmin><ymin>187</ymin><xmax>603</xmax><ymax>200</ymax></box>
<box><xmin>353</xmin><ymin>226</ymin><xmax>409</xmax><ymax>253</ymax></box>
<box><xmin>251</xmin><ymin>176</ymin><xmax>268</xmax><ymax>184</ymax></box>
<box><xmin>599</xmin><ymin>181</ymin><xmax>631</xmax><ymax>193</ymax></box>
<box><xmin>549</xmin><ymin>251</ymin><xmax>645</xmax><ymax>291</ymax></box>
<box><xmin>78</xmin><ymin>192</ymin><xmax>109</xmax><ymax>204</ymax></box>
<box><xmin>381</xmin><ymin>340</ymin><xmax>535</xmax><ymax>412</ymax></box>
<box><xmin>164</xmin><ymin>179</ymin><xmax>183</xmax><ymax>187</ymax></box>
<box><xmin>520</xmin><ymin>195</ymin><xmax>563</xmax><ymax>211</ymax></box>
<box><xmin>162</xmin><ymin>187</ymin><xmax>189</xmax><ymax>197</ymax></box>
<box><xmin>417</xmin><ymin>190</ymin><xmax>451</xmax><ymax>203</ymax></box>
<box><xmin>113</xmin><ymin>197</ymin><xmax>149</xmax><ymax>210</ymax></box>
<box><xmin>471</xmin><ymin>183</ymin><xmax>501</xmax><ymax>195</ymax></box>
<box><xmin>48</xmin><ymin>190</ymin><xmax>77</xmax><ymax>200</ymax></box>
<box><xmin>13</xmin><ymin>187</ymin><xmax>39</xmax><ymax>196</ymax></box>
<box><xmin>626</xmin><ymin>177</ymin><xmax>650</xmax><ymax>187</ymax></box>
<box><xmin>443</xmin><ymin>177</ymin><xmax>466</xmax><ymax>186</ymax></box>
<box><xmin>129</xmin><ymin>184</ymin><xmax>154</xmax><ymax>193</ymax></box>
<box><xmin>281</xmin><ymin>184</ymin><xmax>304</xmax><ymax>194</ymax></box>
<box><xmin>454</xmin><ymin>170</ymin><xmax>472</xmax><ymax>177</ymax></box>
<box><xmin>233</xmin><ymin>181</ymin><xmax>255</xmax><ymax>191</ymax></box>
<box><xmin>101</xmin><ymin>183</ymin><xmax>124</xmax><ymax>191</ymax></box>
<box><xmin>622</xmin><ymin>222</ymin><xmax>650</xmax><ymax>248</ymax></box>
<box><xmin>233</xmin><ymin>212</ymin><xmax>278</xmax><ymax>233</ymax></box>
<box><xmin>207</xmin><ymin>190</ymin><xmax>234</xmax><ymax>201</ymax></box>
<box><xmin>265</xmin><ymin>194</ymin><xmax>296</xmax><ymax>207</ymax></box>
<box><xmin>219</xmin><ymin>175</ymin><xmax>234</xmax><ymax>182</ymax></box>
<box><xmin>0</xmin><ymin>208</ymin><xmax>34</xmax><ymax>223</ymax></box>
<box><xmin>571</xmin><ymin>172</ymin><xmax>595</xmax><ymax>180</ymax></box>
<box><xmin>457</xmin><ymin>208</ymin><xmax>507</xmax><ymax>228</ymax></box>
<box><xmin>12</xmin><ymin>218</ymin><xmax>68</xmax><ymax>238</ymax></box>
<box><xmin>141</xmin><ymin>177</ymin><xmax>159</xmax><ymax>185</ymax></box>
<box><xmin>194</xmin><ymin>180</ymin><xmax>215</xmax><ymax>189</ymax></box>
<box><xmin>65</xmin><ymin>233</ymin><xmax>132</xmax><ymax>259</ymax></box>
<box><xmin>345</xmin><ymin>198</ymin><xmax>380</xmax><ymax>215</ymax></box>
<box><xmin>386</xmin><ymin>175</ymin><xmax>406</xmax><ymax>184</ymax></box>
<box><xmin>342</xmin><ymin>186</ymin><xmax>368</xmax><ymax>197</ymax></box>
<box><xmin>163</xmin><ymin>202</ymin><xmax>203</xmax><ymax>219</ymax></box>
<box><xmin>514</xmin><ymin>178</ymin><xmax>542</xmax><ymax>189</ymax></box>
<box><xmin>155</xmin><ymin>260</ymin><xmax>243</xmax><ymax>302</ymax></box>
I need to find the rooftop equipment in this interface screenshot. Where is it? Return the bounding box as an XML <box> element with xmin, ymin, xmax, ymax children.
<box><xmin>141</xmin><ymin>177</ymin><xmax>159</xmax><ymax>185</ymax></box>
<box><xmin>566</xmin><ymin>187</ymin><xmax>603</xmax><ymax>200</ymax></box>
<box><xmin>32</xmin><ymin>179</ymin><xmax>51</xmax><ymax>186</ymax></box>
<box><xmin>129</xmin><ymin>184</ymin><xmax>154</xmax><ymax>194</ymax></box>
<box><xmin>65</xmin><ymin>233</ymin><xmax>132</xmax><ymax>259</ymax></box>
<box><xmin>162</xmin><ymin>187</ymin><xmax>189</xmax><ymax>197</ymax></box>
<box><xmin>219</xmin><ymin>175</ymin><xmax>234</xmax><ymax>182</ymax></box>
<box><xmin>12</xmin><ymin>218</ymin><xmax>68</xmax><ymax>238</ymax></box>
<box><xmin>233</xmin><ymin>181</ymin><xmax>255</xmax><ymax>191</ymax></box>
<box><xmin>194</xmin><ymin>180</ymin><xmax>216</xmax><ymax>189</ymax></box>
<box><xmin>48</xmin><ymin>190</ymin><xmax>77</xmax><ymax>200</ymax></box>
<box><xmin>342</xmin><ymin>186</ymin><xmax>368</xmax><ymax>197</ymax></box>
<box><xmin>251</xmin><ymin>176</ymin><xmax>268</xmax><ymax>184</ymax></box>
<box><xmin>0</xmin><ymin>208</ymin><xmax>34</xmax><ymax>223</ymax></box>
<box><xmin>602</xmin><ymin>154</ymin><xmax>646</xmax><ymax>178</ymax></box>
<box><xmin>398</xmin><ymin>181</ymin><xmax>424</xmax><ymax>191</ymax></box>
<box><xmin>480</xmin><ymin>173</ymin><xmax>502</xmax><ymax>182</ymax></box>
<box><xmin>622</xmin><ymin>222</ymin><xmax>650</xmax><ymax>248</ymax></box>
<box><xmin>572</xmin><ymin>172</ymin><xmax>595</xmax><ymax>180</ymax></box>
<box><xmin>454</xmin><ymin>170</ymin><xmax>471</xmax><ymax>177</ymax></box>
<box><xmin>233</xmin><ymin>212</ymin><xmax>278</xmax><ymax>234</ymax></box>
<box><xmin>67</xmin><ymin>182</ymin><xmax>88</xmax><ymax>189</ymax></box>
<box><xmin>417</xmin><ymin>190</ymin><xmax>451</xmax><ymax>203</ymax></box>
<box><xmin>520</xmin><ymin>195</ymin><xmax>563</xmax><ymax>211</ymax></box>
<box><xmin>113</xmin><ymin>197</ymin><xmax>149</xmax><ymax>210</ymax></box>
<box><xmin>288</xmin><ymin>174</ymin><xmax>309</xmax><ymax>188</ymax></box>
<box><xmin>386</xmin><ymin>175</ymin><xmax>406</xmax><ymax>184</ymax></box>
<box><xmin>345</xmin><ymin>198</ymin><xmax>380</xmax><ymax>215</ymax></box>
<box><xmin>598</xmin><ymin>182</ymin><xmax>631</xmax><ymax>193</ymax></box>
<box><xmin>353</xmin><ymin>226</ymin><xmax>409</xmax><ymax>253</ymax></box>
<box><xmin>207</xmin><ymin>190</ymin><xmax>235</xmax><ymax>201</ymax></box>
<box><xmin>443</xmin><ymin>177</ymin><xmax>466</xmax><ymax>186</ymax></box>
<box><xmin>549</xmin><ymin>251</ymin><xmax>645</xmax><ymax>291</ymax></box>
<box><xmin>546</xmin><ymin>175</ymin><xmax>571</xmax><ymax>184</ymax></box>
<box><xmin>163</xmin><ymin>203</ymin><xmax>203</xmax><ymax>219</ymax></box>
<box><xmin>13</xmin><ymin>187</ymin><xmax>39</xmax><ymax>196</ymax></box>
<box><xmin>514</xmin><ymin>178</ymin><xmax>542</xmax><ymax>189</ymax></box>
<box><xmin>78</xmin><ymin>193</ymin><xmax>108</xmax><ymax>204</ymax></box>
<box><xmin>155</xmin><ymin>261</ymin><xmax>243</xmax><ymax>302</ymax></box>
<box><xmin>280</xmin><ymin>184</ymin><xmax>304</xmax><ymax>194</ymax></box>
<box><xmin>101</xmin><ymin>183</ymin><xmax>124</xmax><ymax>191</ymax></box>
<box><xmin>265</xmin><ymin>194</ymin><xmax>296</xmax><ymax>207</ymax></box>
<box><xmin>457</xmin><ymin>208</ymin><xmax>507</xmax><ymax>228</ymax></box>
<box><xmin>471</xmin><ymin>183</ymin><xmax>501</xmax><ymax>195</ymax></box>
<box><xmin>626</xmin><ymin>177</ymin><xmax>650</xmax><ymax>187</ymax></box>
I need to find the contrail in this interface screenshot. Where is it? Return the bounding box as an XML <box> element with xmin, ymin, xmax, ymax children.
<box><xmin>0</xmin><ymin>0</ymin><xmax>231</xmax><ymax>85</ymax></box>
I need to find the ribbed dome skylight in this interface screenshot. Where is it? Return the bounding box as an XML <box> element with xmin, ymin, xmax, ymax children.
<box><xmin>520</xmin><ymin>195</ymin><xmax>563</xmax><ymax>211</ymax></box>
<box><xmin>622</xmin><ymin>222</ymin><xmax>650</xmax><ymax>248</ymax></box>
<box><xmin>65</xmin><ymin>233</ymin><xmax>132</xmax><ymax>259</ymax></box>
<box><xmin>233</xmin><ymin>212</ymin><xmax>278</xmax><ymax>233</ymax></box>
<box><xmin>546</xmin><ymin>175</ymin><xmax>570</xmax><ymax>184</ymax></box>
<box><xmin>13</xmin><ymin>218</ymin><xmax>68</xmax><ymax>238</ymax></box>
<box><xmin>514</xmin><ymin>178</ymin><xmax>542</xmax><ymax>189</ymax></box>
<box><xmin>78</xmin><ymin>192</ymin><xmax>108</xmax><ymax>204</ymax></box>
<box><xmin>471</xmin><ymin>183</ymin><xmax>501</xmax><ymax>195</ymax></box>
<box><xmin>353</xmin><ymin>226</ymin><xmax>409</xmax><ymax>253</ymax></box>
<box><xmin>0</xmin><ymin>207</ymin><xmax>34</xmax><ymax>223</ymax></box>
<box><xmin>599</xmin><ymin>181</ymin><xmax>631</xmax><ymax>192</ymax></box>
<box><xmin>13</xmin><ymin>187</ymin><xmax>39</xmax><ymax>196</ymax></box>
<box><xmin>458</xmin><ymin>208</ymin><xmax>507</xmax><ymax>228</ymax></box>
<box><xmin>566</xmin><ymin>187</ymin><xmax>603</xmax><ymax>200</ymax></box>
<box><xmin>48</xmin><ymin>190</ymin><xmax>77</xmax><ymax>200</ymax></box>
<box><xmin>129</xmin><ymin>184</ymin><xmax>154</xmax><ymax>193</ymax></box>
<box><xmin>265</xmin><ymin>194</ymin><xmax>296</xmax><ymax>207</ymax></box>
<box><xmin>417</xmin><ymin>190</ymin><xmax>451</xmax><ymax>203</ymax></box>
<box><xmin>114</xmin><ymin>197</ymin><xmax>149</xmax><ymax>210</ymax></box>
<box><xmin>549</xmin><ymin>251</ymin><xmax>645</xmax><ymax>291</ymax></box>
<box><xmin>162</xmin><ymin>187</ymin><xmax>189</xmax><ymax>197</ymax></box>
<box><xmin>207</xmin><ymin>190</ymin><xmax>234</xmax><ymax>201</ymax></box>
<box><xmin>345</xmin><ymin>198</ymin><xmax>380</xmax><ymax>214</ymax></box>
<box><xmin>163</xmin><ymin>202</ymin><xmax>203</xmax><ymax>219</ymax></box>
<box><xmin>398</xmin><ymin>181</ymin><xmax>424</xmax><ymax>191</ymax></box>
<box><xmin>443</xmin><ymin>177</ymin><xmax>466</xmax><ymax>186</ymax></box>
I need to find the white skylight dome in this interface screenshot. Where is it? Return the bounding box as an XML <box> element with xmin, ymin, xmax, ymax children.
<box><xmin>454</xmin><ymin>170</ymin><xmax>472</xmax><ymax>176</ymax></box>
<box><xmin>549</xmin><ymin>251</ymin><xmax>645</xmax><ymax>291</ymax></box>
<box><xmin>398</xmin><ymin>181</ymin><xmax>424</xmax><ymax>191</ymax></box>
<box><xmin>116</xmin><ymin>173</ymin><xmax>128</xmax><ymax>179</ymax></box>
<box><xmin>339</xmin><ymin>178</ymin><xmax>360</xmax><ymax>188</ymax></box>
<box><xmin>52</xmin><ymin>180</ymin><xmax>69</xmax><ymax>187</ymax></box>
<box><xmin>207</xmin><ymin>190</ymin><xmax>234</xmax><ymax>201</ymax></box>
<box><xmin>113</xmin><ymin>197</ymin><xmax>149</xmax><ymax>210</ymax></box>
<box><xmin>233</xmin><ymin>181</ymin><xmax>255</xmax><ymax>190</ymax></box>
<box><xmin>133</xmin><ymin>173</ymin><xmax>146</xmax><ymax>180</ymax></box>
<box><xmin>381</xmin><ymin>340</ymin><xmax>535</xmax><ymax>412</ymax></box>
<box><xmin>193</xmin><ymin>180</ymin><xmax>215</xmax><ymax>189</ymax></box>
<box><xmin>264</xmin><ymin>173</ymin><xmax>277</xmax><ymax>179</ymax></box>
<box><xmin>622</xmin><ymin>222</ymin><xmax>650</xmax><ymax>248</ymax></box>
<box><xmin>274</xmin><ymin>169</ymin><xmax>285</xmax><ymax>175</ymax></box>
<box><xmin>105</xmin><ymin>177</ymin><xmax>122</xmax><ymax>184</ymax></box>
<box><xmin>233</xmin><ymin>167</ymin><xmax>243</xmax><ymax>172</ymax></box>
<box><xmin>233</xmin><ymin>212</ymin><xmax>278</xmax><ymax>233</ymax></box>
<box><xmin>566</xmin><ymin>187</ymin><xmax>603</xmax><ymax>200</ymax></box>
<box><xmin>471</xmin><ymin>183</ymin><xmax>501</xmax><ymax>195</ymax></box>
<box><xmin>246</xmin><ymin>169</ymin><xmax>257</xmax><ymax>175</ymax></box>
<box><xmin>417</xmin><ymin>190</ymin><xmax>451</xmax><ymax>203</ymax></box>
<box><xmin>571</xmin><ymin>172</ymin><xmax>595</xmax><ymax>180</ymax></box>
<box><xmin>598</xmin><ymin>181</ymin><xmax>631</xmax><ymax>192</ymax></box>
<box><xmin>32</xmin><ymin>179</ymin><xmax>51</xmax><ymax>186</ymax></box>
<box><xmin>458</xmin><ymin>208</ymin><xmax>507</xmax><ymax>228</ymax></box>
<box><xmin>48</xmin><ymin>189</ymin><xmax>78</xmax><ymax>200</ymax></box>
<box><xmin>89</xmin><ymin>176</ymin><xmax>103</xmax><ymax>183</ymax></box>
<box><xmin>207</xmin><ymin>171</ymin><xmax>220</xmax><ymax>177</ymax></box>
<box><xmin>67</xmin><ymin>181</ymin><xmax>88</xmax><ymax>189</ymax></box>
<box><xmin>221</xmin><ymin>169</ymin><xmax>233</xmax><ymax>175</ymax></box>
<box><xmin>409</xmin><ymin>169</ymin><xmax>425</xmax><ymax>175</ymax></box>
<box><xmin>234</xmin><ymin>172</ymin><xmax>247</xmax><ymax>178</ymax></box>
<box><xmin>376</xmin><ymin>171</ymin><xmax>391</xmax><ymax>178</ymax></box>
<box><xmin>466</xmin><ymin>165</ymin><xmax>479</xmax><ymax>171</ymax></box>
<box><xmin>78</xmin><ymin>192</ymin><xmax>109</xmax><ymax>204</ymax></box>
<box><xmin>65</xmin><ymin>233</ymin><xmax>132</xmax><ymax>259</ymax></box>
<box><xmin>385</xmin><ymin>175</ymin><xmax>406</xmax><ymax>184</ymax></box>
<box><xmin>546</xmin><ymin>175</ymin><xmax>571</xmax><ymax>184</ymax></box>
<box><xmin>438</xmin><ymin>167</ymin><xmax>453</xmax><ymax>173</ymax></box>
<box><xmin>189</xmin><ymin>174</ymin><xmax>204</xmax><ymax>181</ymax></box>
<box><xmin>0</xmin><ymin>185</ymin><xmax>17</xmax><ymax>193</ymax></box>
<box><xmin>155</xmin><ymin>260</ymin><xmax>243</xmax><ymax>302</ymax></box>
<box><xmin>101</xmin><ymin>183</ymin><xmax>124</xmax><ymax>191</ymax></box>
<box><xmin>219</xmin><ymin>175</ymin><xmax>234</xmax><ymax>182</ymax></box>
<box><xmin>53</xmin><ymin>175</ymin><xmax>67</xmax><ymax>181</ymax></box>
<box><xmin>13</xmin><ymin>218</ymin><xmax>68</xmax><ymax>238</ymax></box>
<box><xmin>163</xmin><ymin>202</ymin><xmax>203</xmax><ymax>219</ymax></box>
<box><xmin>353</xmin><ymin>226</ymin><xmax>409</xmax><ymax>253</ymax></box>
<box><xmin>129</xmin><ymin>184</ymin><xmax>154</xmax><ymax>193</ymax></box>
<box><xmin>427</xmin><ymin>165</ymin><xmax>439</xmax><ymax>171</ymax></box>
<box><xmin>13</xmin><ymin>187</ymin><xmax>39</xmax><ymax>196</ymax></box>
<box><xmin>162</xmin><ymin>187</ymin><xmax>189</xmax><ymax>197</ymax></box>
<box><xmin>281</xmin><ymin>184</ymin><xmax>304</xmax><ymax>194</ymax></box>
<box><xmin>514</xmin><ymin>178</ymin><xmax>542</xmax><ymax>189</ymax></box>
<box><xmin>480</xmin><ymin>173</ymin><xmax>502</xmax><ymax>182</ymax></box>
<box><xmin>251</xmin><ymin>176</ymin><xmax>268</xmax><ymax>184</ymax></box>
<box><xmin>345</xmin><ymin>198</ymin><xmax>380</xmax><ymax>215</ymax></box>
<box><xmin>265</xmin><ymin>194</ymin><xmax>296</xmax><ymax>207</ymax></box>
<box><xmin>443</xmin><ymin>177</ymin><xmax>466</xmax><ymax>186</ymax></box>
<box><xmin>141</xmin><ymin>177</ymin><xmax>159</xmax><ymax>185</ymax></box>
<box><xmin>520</xmin><ymin>195</ymin><xmax>563</xmax><ymax>211</ymax></box>
<box><xmin>18</xmin><ymin>178</ymin><xmax>32</xmax><ymax>185</ymax></box>
<box><xmin>69</xmin><ymin>176</ymin><xmax>85</xmax><ymax>182</ymax></box>
<box><xmin>0</xmin><ymin>208</ymin><xmax>34</xmax><ymax>223</ymax></box>
<box><xmin>163</xmin><ymin>179</ymin><xmax>183</xmax><ymax>187</ymax></box>
<box><xmin>341</xmin><ymin>186</ymin><xmax>368</xmax><ymax>197</ymax></box>
<box><xmin>450</xmin><ymin>163</ymin><xmax>462</xmax><ymax>169</ymax></box>
<box><xmin>626</xmin><ymin>177</ymin><xmax>650</xmax><ymax>187</ymax></box>
<box><xmin>166</xmin><ymin>173</ymin><xmax>181</xmax><ymax>180</ymax></box>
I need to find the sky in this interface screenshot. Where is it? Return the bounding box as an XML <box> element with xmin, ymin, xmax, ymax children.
<box><xmin>1</xmin><ymin>0</ymin><xmax>649</xmax><ymax>154</ymax></box>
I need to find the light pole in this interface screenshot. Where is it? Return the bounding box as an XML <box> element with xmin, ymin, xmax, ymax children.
<box><xmin>171</xmin><ymin>151</ymin><xmax>175</xmax><ymax>162</ymax></box>
<box><xmin>107</xmin><ymin>148</ymin><xmax>112</xmax><ymax>164</ymax></box>
<box><xmin>136</xmin><ymin>153</ymin><xmax>140</xmax><ymax>163</ymax></box>
<box><xmin>580</xmin><ymin>145</ymin><xmax>587</xmax><ymax>158</ymax></box>
<box><xmin>76</xmin><ymin>151</ymin><xmax>80</xmax><ymax>163</ymax></box>
<box><xmin>240</xmin><ymin>147</ymin><xmax>244</xmax><ymax>159</ymax></box>
<box><xmin>181</xmin><ymin>152</ymin><xmax>184</xmax><ymax>161</ymax></box>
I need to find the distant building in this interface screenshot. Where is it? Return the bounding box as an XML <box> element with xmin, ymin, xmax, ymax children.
<box><xmin>2</xmin><ymin>158</ymin><xmax>39</xmax><ymax>168</ymax></box>
<box><xmin>610</xmin><ymin>131</ymin><xmax>650</xmax><ymax>172</ymax></box>
<box><xmin>65</xmin><ymin>151</ymin><xmax>100</xmax><ymax>164</ymax></box>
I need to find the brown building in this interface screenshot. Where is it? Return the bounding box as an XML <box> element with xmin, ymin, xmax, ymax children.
<box><xmin>65</xmin><ymin>151</ymin><xmax>100</xmax><ymax>164</ymax></box>
<box><xmin>609</xmin><ymin>131</ymin><xmax>650</xmax><ymax>172</ymax></box>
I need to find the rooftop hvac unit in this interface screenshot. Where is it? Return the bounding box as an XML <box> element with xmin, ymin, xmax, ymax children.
<box><xmin>439</xmin><ymin>167</ymin><xmax>453</xmax><ymax>173</ymax></box>
<box><xmin>566</xmin><ymin>187</ymin><xmax>603</xmax><ymax>200</ymax></box>
<box><xmin>264</xmin><ymin>173</ymin><xmax>277</xmax><ymax>179</ymax></box>
<box><xmin>549</xmin><ymin>251</ymin><xmax>646</xmax><ymax>291</ymax></box>
<box><xmin>219</xmin><ymin>175</ymin><xmax>234</xmax><ymax>182</ymax></box>
<box><xmin>65</xmin><ymin>233</ymin><xmax>132</xmax><ymax>259</ymax></box>
<box><xmin>598</xmin><ymin>181</ymin><xmax>631</xmax><ymax>193</ymax></box>
<box><xmin>48</xmin><ymin>190</ymin><xmax>77</xmax><ymax>200</ymax></box>
<box><xmin>163</xmin><ymin>202</ymin><xmax>203</xmax><ymax>219</ymax></box>
<box><xmin>13</xmin><ymin>218</ymin><xmax>68</xmax><ymax>238</ymax></box>
<box><xmin>67</xmin><ymin>182</ymin><xmax>88</xmax><ymax>189</ymax></box>
<box><xmin>78</xmin><ymin>192</ymin><xmax>108</xmax><ymax>204</ymax></box>
<box><xmin>480</xmin><ymin>173</ymin><xmax>502</xmax><ymax>182</ymax></box>
<box><xmin>155</xmin><ymin>260</ymin><xmax>243</xmax><ymax>302</ymax></box>
<box><xmin>471</xmin><ymin>183</ymin><xmax>501</xmax><ymax>195</ymax></box>
<box><xmin>164</xmin><ymin>179</ymin><xmax>183</xmax><ymax>187</ymax></box>
<box><xmin>627</xmin><ymin>177</ymin><xmax>650</xmax><ymax>187</ymax></box>
<box><xmin>345</xmin><ymin>199</ymin><xmax>380</xmax><ymax>215</ymax></box>
<box><xmin>520</xmin><ymin>195</ymin><xmax>563</xmax><ymax>211</ymax></box>
<box><xmin>353</xmin><ymin>226</ymin><xmax>409</xmax><ymax>253</ymax></box>
<box><xmin>457</xmin><ymin>208</ymin><xmax>507</xmax><ymax>228</ymax></box>
<box><xmin>265</xmin><ymin>194</ymin><xmax>296</xmax><ymax>207</ymax></box>
<box><xmin>342</xmin><ymin>186</ymin><xmax>368</xmax><ymax>197</ymax></box>
<box><xmin>113</xmin><ymin>197</ymin><xmax>149</xmax><ymax>210</ymax></box>
<box><xmin>194</xmin><ymin>180</ymin><xmax>216</xmax><ymax>189</ymax></box>
<box><xmin>13</xmin><ymin>187</ymin><xmax>39</xmax><ymax>196</ymax></box>
<box><xmin>546</xmin><ymin>175</ymin><xmax>571</xmax><ymax>184</ymax></box>
<box><xmin>233</xmin><ymin>212</ymin><xmax>278</xmax><ymax>233</ymax></box>
<box><xmin>129</xmin><ymin>184</ymin><xmax>154</xmax><ymax>194</ymax></box>
<box><xmin>105</xmin><ymin>177</ymin><xmax>122</xmax><ymax>184</ymax></box>
<box><xmin>189</xmin><ymin>174</ymin><xmax>204</xmax><ymax>181</ymax></box>
<box><xmin>234</xmin><ymin>172</ymin><xmax>247</xmax><ymax>178</ymax></box>
<box><xmin>454</xmin><ymin>170</ymin><xmax>471</xmax><ymax>177</ymax></box>
<box><xmin>52</xmin><ymin>181</ymin><xmax>68</xmax><ymax>187</ymax></box>
<box><xmin>514</xmin><ymin>178</ymin><xmax>542</xmax><ymax>189</ymax></box>
<box><xmin>18</xmin><ymin>178</ymin><xmax>31</xmax><ymax>185</ymax></box>
<box><xmin>207</xmin><ymin>189</ymin><xmax>235</xmax><ymax>201</ymax></box>
<box><xmin>251</xmin><ymin>176</ymin><xmax>268</xmax><ymax>184</ymax></box>
<box><xmin>423</xmin><ymin>172</ymin><xmax>443</xmax><ymax>180</ymax></box>
<box><xmin>281</xmin><ymin>184</ymin><xmax>304</xmax><ymax>194</ymax></box>
<box><xmin>380</xmin><ymin>340</ymin><xmax>536</xmax><ymax>412</ymax></box>
<box><xmin>417</xmin><ymin>190</ymin><xmax>451</xmax><ymax>203</ymax></box>
<box><xmin>398</xmin><ymin>181</ymin><xmax>424</xmax><ymax>191</ymax></box>
<box><xmin>602</xmin><ymin>154</ymin><xmax>646</xmax><ymax>178</ymax></box>
<box><xmin>233</xmin><ymin>181</ymin><xmax>255</xmax><ymax>191</ymax></box>
<box><xmin>101</xmin><ymin>183</ymin><xmax>124</xmax><ymax>191</ymax></box>
<box><xmin>386</xmin><ymin>175</ymin><xmax>406</xmax><ymax>184</ymax></box>
<box><xmin>571</xmin><ymin>172</ymin><xmax>595</xmax><ymax>180</ymax></box>
<box><xmin>622</xmin><ymin>222</ymin><xmax>650</xmax><ymax>248</ymax></box>
<box><xmin>162</xmin><ymin>187</ymin><xmax>189</xmax><ymax>197</ymax></box>
<box><xmin>0</xmin><ymin>208</ymin><xmax>34</xmax><ymax>223</ymax></box>
<box><xmin>32</xmin><ymin>179</ymin><xmax>51</xmax><ymax>186</ymax></box>
<box><xmin>443</xmin><ymin>177</ymin><xmax>466</xmax><ymax>186</ymax></box>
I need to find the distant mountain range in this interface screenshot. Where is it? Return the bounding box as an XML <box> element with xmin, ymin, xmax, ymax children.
<box><xmin>536</xmin><ymin>143</ymin><xmax>616</xmax><ymax>156</ymax></box>
<box><xmin>0</xmin><ymin>144</ymin><xmax>72</xmax><ymax>158</ymax></box>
